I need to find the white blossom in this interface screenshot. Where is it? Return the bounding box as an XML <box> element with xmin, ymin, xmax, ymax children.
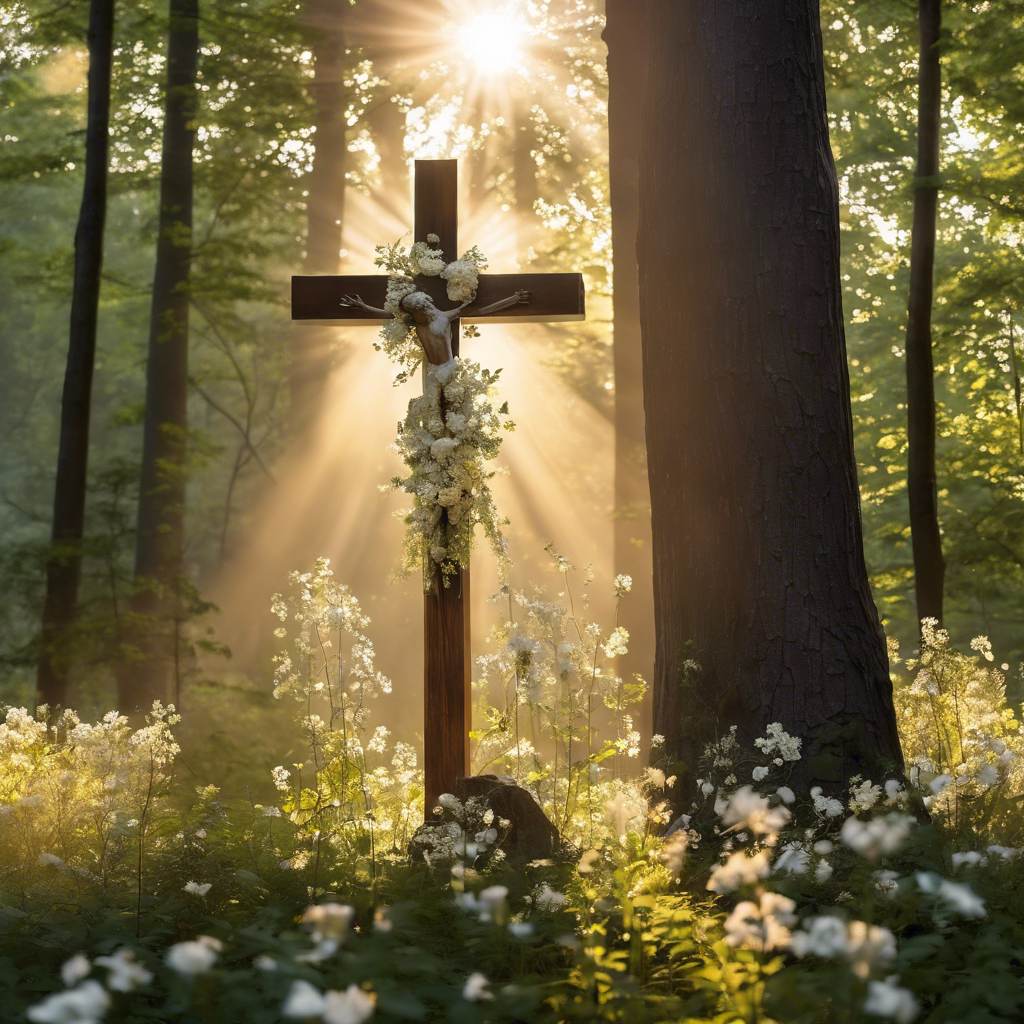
<box><xmin>463</xmin><ymin>973</ymin><xmax>494</xmax><ymax>1002</ymax></box>
<box><xmin>864</xmin><ymin>977</ymin><xmax>918</xmax><ymax>1023</ymax></box>
<box><xmin>916</xmin><ymin>873</ymin><xmax>986</xmax><ymax>918</ymax></box>
<box><xmin>811</xmin><ymin>786</ymin><xmax>845</xmax><ymax>818</ymax></box>
<box><xmin>840</xmin><ymin>813</ymin><xmax>913</xmax><ymax>859</ymax></box>
<box><xmin>719</xmin><ymin>786</ymin><xmax>790</xmax><ymax>836</ymax></box>
<box><xmin>724</xmin><ymin>892</ymin><xmax>796</xmax><ymax>952</ymax></box>
<box><xmin>183</xmin><ymin>881</ymin><xmax>211</xmax><ymax>896</ymax></box>
<box><xmin>27</xmin><ymin>981</ymin><xmax>110</xmax><ymax>1024</ymax></box>
<box><xmin>166</xmin><ymin>936</ymin><xmax>221</xmax><ymax>976</ymax></box>
<box><xmin>707</xmin><ymin>849</ymin><xmax>772</xmax><ymax>893</ymax></box>
<box><xmin>61</xmin><ymin>955</ymin><xmax>91</xmax><ymax>988</ymax></box>
<box><xmin>534</xmin><ymin>883</ymin><xmax>567</xmax><ymax>911</ymax></box>
<box><xmin>753</xmin><ymin>722</ymin><xmax>802</xmax><ymax>761</ymax></box>
<box><xmin>93</xmin><ymin>949</ymin><xmax>152</xmax><ymax>992</ymax></box>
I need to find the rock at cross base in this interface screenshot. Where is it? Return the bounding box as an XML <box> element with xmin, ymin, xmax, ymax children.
<box><xmin>408</xmin><ymin>775</ymin><xmax>564</xmax><ymax>867</ymax></box>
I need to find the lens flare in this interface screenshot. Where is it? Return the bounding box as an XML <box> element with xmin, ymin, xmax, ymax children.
<box><xmin>457</xmin><ymin>12</ymin><xmax>525</xmax><ymax>74</ymax></box>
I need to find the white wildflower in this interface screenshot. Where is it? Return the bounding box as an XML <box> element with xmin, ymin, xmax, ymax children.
<box><xmin>322</xmin><ymin>986</ymin><xmax>375</xmax><ymax>1024</ymax></box>
<box><xmin>27</xmin><ymin>981</ymin><xmax>110</xmax><ymax>1024</ymax></box>
<box><xmin>166</xmin><ymin>936</ymin><xmax>221</xmax><ymax>976</ymax></box>
<box><xmin>724</xmin><ymin>892</ymin><xmax>796</xmax><ymax>952</ymax></box>
<box><xmin>283</xmin><ymin>980</ymin><xmax>325</xmax><ymax>1018</ymax></box>
<box><xmin>613</xmin><ymin>574</ymin><xmax>633</xmax><ymax>595</ymax></box>
<box><xmin>602</xmin><ymin>626</ymin><xmax>629</xmax><ymax>658</ymax></box>
<box><xmin>790</xmin><ymin>915</ymin><xmax>850</xmax><ymax>959</ymax></box>
<box><xmin>60</xmin><ymin>955</ymin><xmax>91</xmax><ymax>988</ymax></box>
<box><xmin>916</xmin><ymin>873</ymin><xmax>985</xmax><ymax>918</ymax></box>
<box><xmin>478</xmin><ymin>885</ymin><xmax>508</xmax><ymax>923</ymax></box>
<box><xmin>707</xmin><ymin>849</ymin><xmax>772</xmax><ymax>893</ymax></box>
<box><xmin>534</xmin><ymin>884</ymin><xmax>566</xmax><ymax>911</ymax></box>
<box><xmin>776</xmin><ymin>785</ymin><xmax>796</xmax><ymax>804</ymax></box>
<box><xmin>840</xmin><ymin>813</ymin><xmax>914</xmax><ymax>859</ymax></box>
<box><xmin>774</xmin><ymin>843</ymin><xmax>810</xmax><ymax>876</ymax></box>
<box><xmin>847</xmin><ymin>921</ymin><xmax>898</xmax><ymax>979</ymax></box>
<box><xmin>864</xmin><ymin>977</ymin><xmax>918</xmax><ymax>1023</ymax></box>
<box><xmin>720</xmin><ymin>785</ymin><xmax>790</xmax><ymax>836</ymax></box>
<box><xmin>183</xmin><ymin>881</ymin><xmax>211</xmax><ymax>897</ymax></box>
<box><xmin>811</xmin><ymin>786</ymin><xmax>845</xmax><ymax>818</ymax></box>
<box><xmin>951</xmin><ymin>851</ymin><xmax>984</xmax><ymax>869</ymax></box>
<box><xmin>754</xmin><ymin>722</ymin><xmax>802</xmax><ymax>761</ymax></box>
<box><xmin>92</xmin><ymin>949</ymin><xmax>151</xmax><ymax>993</ymax></box>
<box><xmin>752</xmin><ymin>766</ymin><xmax>769</xmax><ymax>782</ymax></box>
<box><xmin>463</xmin><ymin>973</ymin><xmax>494</xmax><ymax>1002</ymax></box>
<box><xmin>849</xmin><ymin>778</ymin><xmax>882</xmax><ymax>812</ymax></box>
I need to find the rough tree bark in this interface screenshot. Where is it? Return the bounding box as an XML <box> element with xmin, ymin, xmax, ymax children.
<box><xmin>37</xmin><ymin>0</ymin><xmax>116</xmax><ymax>710</ymax></box>
<box><xmin>603</xmin><ymin>0</ymin><xmax>654</xmax><ymax>709</ymax></box>
<box><xmin>122</xmin><ymin>0</ymin><xmax>199</xmax><ymax>713</ymax></box>
<box><xmin>905</xmin><ymin>0</ymin><xmax>945</xmax><ymax>628</ymax></box>
<box><xmin>638</xmin><ymin>0</ymin><xmax>904</xmax><ymax>792</ymax></box>
<box><xmin>290</xmin><ymin>0</ymin><xmax>349</xmax><ymax>437</ymax></box>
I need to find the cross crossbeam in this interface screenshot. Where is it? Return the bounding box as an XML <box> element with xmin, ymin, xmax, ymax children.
<box><xmin>291</xmin><ymin>159</ymin><xmax>585</xmax><ymax>815</ymax></box>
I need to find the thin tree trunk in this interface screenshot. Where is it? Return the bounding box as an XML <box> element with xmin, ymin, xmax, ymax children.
<box><xmin>121</xmin><ymin>0</ymin><xmax>199</xmax><ymax>713</ymax></box>
<box><xmin>905</xmin><ymin>0</ymin><xmax>944</xmax><ymax>628</ymax></box>
<box><xmin>37</xmin><ymin>0</ymin><xmax>116</xmax><ymax>711</ymax></box>
<box><xmin>603</xmin><ymin>0</ymin><xmax>654</xmax><ymax>719</ymax></box>
<box><xmin>289</xmin><ymin>0</ymin><xmax>348</xmax><ymax>437</ymax></box>
<box><xmin>638</xmin><ymin>0</ymin><xmax>903</xmax><ymax>795</ymax></box>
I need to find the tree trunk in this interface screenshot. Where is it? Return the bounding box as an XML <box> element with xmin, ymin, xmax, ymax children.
<box><xmin>905</xmin><ymin>0</ymin><xmax>944</xmax><ymax>629</ymax></box>
<box><xmin>37</xmin><ymin>0</ymin><xmax>116</xmax><ymax>711</ymax></box>
<box><xmin>122</xmin><ymin>0</ymin><xmax>198</xmax><ymax>713</ymax></box>
<box><xmin>638</xmin><ymin>0</ymin><xmax>903</xmax><ymax>794</ymax></box>
<box><xmin>289</xmin><ymin>0</ymin><xmax>348</xmax><ymax>437</ymax></box>
<box><xmin>603</xmin><ymin>0</ymin><xmax>654</xmax><ymax>716</ymax></box>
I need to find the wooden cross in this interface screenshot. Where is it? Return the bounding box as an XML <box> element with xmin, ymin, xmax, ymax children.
<box><xmin>292</xmin><ymin>159</ymin><xmax>585</xmax><ymax>814</ymax></box>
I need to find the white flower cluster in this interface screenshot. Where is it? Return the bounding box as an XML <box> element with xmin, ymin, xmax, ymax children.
<box><xmin>791</xmin><ymin>917</ymin><xmax>898</xmax><ymax>979</ymax></box>
<box><xmin>753</xmin><ymin>722</ymin><xmax>802</xmax><ymax>763</ymax></box>
<box><xmin>416</xmin><ymin>794</ymin><xmax>509</xmax><ymax>868</ymax></box>
<box><xmin>393</xmin><ymin>358</ymin><xmax>510</xmax><ymax>586</ymax></box>
<box><xmin>440</xmin><ymin>256</ymin><xmax>481</xmax><ymax>302</ymax></box>
<box><xmin>28</xmin><ymin>949</ymin><xmax>153</xmax><ymax>1024</ymax></box>
<box><xmin>724</xmin><ymin>891</ymin><xmax>797</xmax><ymax>952</ymax></box>
<box><xmin>283</xmin><ymin>980</ymin><xmax>375</xmax><ymax>1024</ymax></box>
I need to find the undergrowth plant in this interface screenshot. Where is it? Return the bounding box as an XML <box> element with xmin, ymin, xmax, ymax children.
<box><xmin>1</xmin><ymin>561</ymin><xmax>1022</xmax><ymax>1024</ymax></box>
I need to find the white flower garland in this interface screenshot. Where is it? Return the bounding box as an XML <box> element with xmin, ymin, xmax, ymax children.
<box><xmin>372</xmin><ymin>238</ymin><xmax>512</xmax><ymax>589</ymax></box>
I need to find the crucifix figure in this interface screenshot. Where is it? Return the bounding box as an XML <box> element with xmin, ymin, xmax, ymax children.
<box><xmin>337</xmin><ymin>287</ymin><xmax>532</xmax><ymax>365</ymax></box>
<box><xmin>292</xmin><ymin>159</ymin><xmax>585</xmax><ymax>815</ymax></box>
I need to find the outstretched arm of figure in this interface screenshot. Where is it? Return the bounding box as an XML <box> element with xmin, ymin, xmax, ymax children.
<box><xmin>339</xmin><ymin>294</ymin><xmax>390</xmax><ymax>318</ymax></box>
<box><xmin>469</xmin><ymin>290</ymin><xmax>531</xmax><ymax>317</ymax></box>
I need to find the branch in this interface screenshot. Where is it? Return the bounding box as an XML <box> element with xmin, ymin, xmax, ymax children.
<box><xmin>189</xmin><ymin>378</ymin><xmax>276</xmax><ymax>482</ymax></box>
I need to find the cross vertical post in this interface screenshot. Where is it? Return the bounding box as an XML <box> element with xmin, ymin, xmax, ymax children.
<box><xmin>414</xmin><ymin>161</ymin><xmax>471</xmax><ymax>814</ymax></box>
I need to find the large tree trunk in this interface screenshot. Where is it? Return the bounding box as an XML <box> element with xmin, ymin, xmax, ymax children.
<box><xmin>122</xmin><ymin>0</ymin><xmax>198</xmax><ymax>713</ymax></box>
<box><xmin>603</xmin><ymin>0</ymin><xmax>654</xmax><ymax>715</ymax></box>
<box><xmin>905</xmin><ymin>0</ymin><xmax>944</xmax><ymax>629</ymax></box>
<box><xmin>37</xmin><ymin>0</ymin><xmax>116</xmax><ymax>711</ymax></box>
<box><xmin>289</xmin><ymin>0</ymin><xmax>348</xmax><ymax>437</ymax></box>
<box><xmin>638</xmin><ymin>0</ymin><xmax>903</xmax><ymax>793</ymax></box>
